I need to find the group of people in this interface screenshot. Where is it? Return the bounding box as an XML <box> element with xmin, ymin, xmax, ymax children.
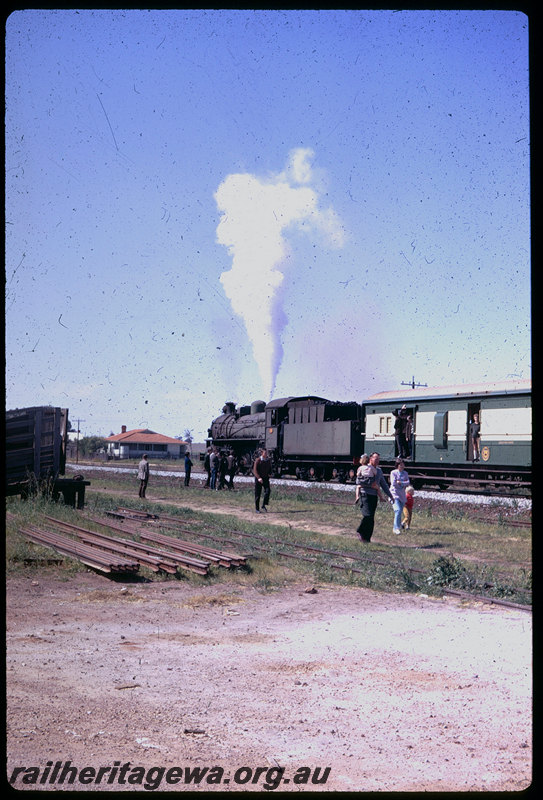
<box><xmin>136</xmin><ymin>412</ymin><xmax>485</xmax><ymax>544</ymax></box>
<box><xmin>204</xmin><ymin>447</ymin><xmax>237</xmax><ymax>491</ymax></box>
<box><xmin>247</xmin><ymin>449</ymin><xmax>415</xmax><ymax>537</ymax></box>
<box><xmin>137</xmin><ymin>450</ymin><xmax>194</xmax><ymax>497</ymax></box>
<box><xmin>354</xmin><ymin>453</ymin><xmax>415</xmax><ymax>542</ymax></box>
<box><xmin>205</xmin><ymin>446</ymin><xmax>272</xmax><ymax>512</ymax></box>
<box><xmin>138</xmin><ymin>446</ymin><xmax>415</xmax><ymax>545</ymax></box>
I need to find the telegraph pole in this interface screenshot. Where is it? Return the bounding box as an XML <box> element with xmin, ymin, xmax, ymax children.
<box><xmin>75</xmin><ymin>418</ymin><xmax>86</xmax><ymax>464</ymax></box>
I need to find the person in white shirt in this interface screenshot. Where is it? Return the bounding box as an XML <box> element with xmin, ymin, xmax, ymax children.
<box><xmin>389</xmin><ymin>457</ymin><xmax>410</xmax><ymax>534</ymax></box>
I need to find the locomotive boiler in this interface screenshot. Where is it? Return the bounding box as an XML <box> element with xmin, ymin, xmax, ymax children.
<box><xmin>207</xmin><ymin>400</ymin><xmax>267</xmax><ymax>473</ymax></box>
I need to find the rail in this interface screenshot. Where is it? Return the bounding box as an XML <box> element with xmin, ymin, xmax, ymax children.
<box><xmin>43</xmin><ymin>516</ymin><xmax>209</xmax><ymax>575</ymax></box>
<box><xmin>16</xmin><ymin>523</ymin><xmax>139</xmax><ymax>575</ymax></box>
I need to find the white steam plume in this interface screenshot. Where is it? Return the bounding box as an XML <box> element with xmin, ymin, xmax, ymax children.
<box><xmin>215</xmin><ymin>148</ymin><xmax>344</xmax><ymax>399</ymax></box>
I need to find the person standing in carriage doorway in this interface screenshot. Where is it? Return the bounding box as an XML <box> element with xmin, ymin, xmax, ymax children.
<box><xmin>253</xmin><ymin>448</ymin><xmax>272</xmax><ymax>513</ymax></box>
<box><xmin>137</xmin><ymin>454</ymin><xmax>150</xmax><ymax>498</ymax></box>
<box><xmin>356</xmin><ymin>452</ymin><xmax>393</xmax><ymax>542</ymax></box>
<box><xmin>392</xmin><ymin>405</ymin><xmax>409</xmax><ymax>459</ymax></box>
<box><xmin>470</xmin><ymin>413</ymin><xmax>482</xmax><ymax>462</ymax></box>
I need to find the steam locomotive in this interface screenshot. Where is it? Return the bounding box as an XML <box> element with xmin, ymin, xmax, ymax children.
<box><xmin>207</xmin><ymin>380</ymin><xmax>531</xmax><ymax>491</ymax></box>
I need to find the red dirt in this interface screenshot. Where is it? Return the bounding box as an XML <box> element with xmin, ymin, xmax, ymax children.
<box><xmin>6</xmin><ymin>567</ymin><xmax>531</xmax><ymax>792</ymax></box>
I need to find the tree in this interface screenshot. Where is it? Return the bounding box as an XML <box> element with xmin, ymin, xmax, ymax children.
<box><xmin>77</xmin><ymin>436</ymin><xmax>108</xmax><ymax>457</ymax></box>
<box><xmin>175</xmin><ymin>429</ymin><xmax>193</xmax><ymax>443</ymax></box>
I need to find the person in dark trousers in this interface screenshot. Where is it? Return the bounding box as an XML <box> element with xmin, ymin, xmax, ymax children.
<box><xmin>470</xmin><ymin>413</ymin><xmax>481</xmax><ymax>461</ymax></box>
<box><xmin>137</xmin><ymin>454</ymin><xmax>150</xmax><ymax>498</ymax></box>
<box><xmin>184</xmin><ymin>451</ymin><xmax>193</xmax><ymax>486</ymax></box>
<box><xmin>253</xmin><ymin>448</ymin><xmax>272</xmax><ymax>513</ymax></box>
<box><xmin>392</xmin><ymin>406</ymin><xmax>409</xmax><ymax>458</ymax></box>
<box><xmin>210</xmin><ymin>448</ymin><xmax>219</xmax><ymax>490</ymax></box>
<box><xmin>217</xmin><ymin>450</ymin><xmax>228</xmax><ymax>490</ymax></box>
<box><xmin>204</xmin><ymin>448</ymin><xmax>211</xmax><ymax>487</ymax></box>
<box><xmin>226</xmin><ymin>450</ymin><xmax>236</xmax><ymax>490</ymax></box>
<box><xmin>356</xmin><ymin>452</ymin><xmax>393</xmax><ymax>542</ymax></box>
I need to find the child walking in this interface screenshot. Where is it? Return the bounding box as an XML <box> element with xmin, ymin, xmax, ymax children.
<box><xmin>402</xmin><ymin>485</ymin><xmax>415</xmax><ymax>530</ymax></box>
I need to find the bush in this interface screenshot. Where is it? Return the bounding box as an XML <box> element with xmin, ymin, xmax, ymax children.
<box><xmin>426</xmin><ymin>555</ymin><xmax>469</xmax><ymax>589</ymax></box>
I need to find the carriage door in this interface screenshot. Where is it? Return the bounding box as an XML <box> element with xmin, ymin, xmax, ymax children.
<box><xmin>405</xmin><ymin>407</ymin><xmax>415</xmax><ymax>459</ymax></box>
<box><xmin>466</xmin><ymin>403</ymin><xmax>481</xmax><ymax>461</ymax></box>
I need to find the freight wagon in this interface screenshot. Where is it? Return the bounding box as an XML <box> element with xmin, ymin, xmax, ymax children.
<box><xmin>5</xmin><ymin>406</ymin><xmax>90</xmax><ymax>507</ymax></box>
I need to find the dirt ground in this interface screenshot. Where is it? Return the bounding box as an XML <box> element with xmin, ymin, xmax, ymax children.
<box><xmin>6</xmin><ymin>559</ymin><xmax>532</xmax><ymax>792</ymax></box>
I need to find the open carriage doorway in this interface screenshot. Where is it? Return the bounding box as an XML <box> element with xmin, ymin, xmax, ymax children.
<box><xmin>467</xmin><ymin>403</ymin><xmax>481</xmax><ymax>461</ymax></box>
<box><xmin>394</xmin><ymin>406</ymin><xmax>415</xmax><ymax>459</ymax></box>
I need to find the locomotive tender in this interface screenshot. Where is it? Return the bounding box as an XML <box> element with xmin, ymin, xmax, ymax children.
<box><xmin>208</xmin><ymin>379</ymin><xmax>531</xmax><ymax>490</ymax></box>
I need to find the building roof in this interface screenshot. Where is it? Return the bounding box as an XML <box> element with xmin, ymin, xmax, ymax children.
<box><xmin>365</xmin><ymin>379</ymin><xmax>531</xmax><ymax>404</ymax></box>
<box><xmin>105</xmin><ymin>428</ymin><xmax>185</xmax><ymax>445</ymax></box>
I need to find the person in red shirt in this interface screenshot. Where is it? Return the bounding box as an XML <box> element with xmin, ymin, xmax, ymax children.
<box><xmin>402</xmin><ymin>485</ymin><xmax>415</xmax><ymax>530</ymax></box>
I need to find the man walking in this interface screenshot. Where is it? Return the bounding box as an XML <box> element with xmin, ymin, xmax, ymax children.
<box><xmin>356</xmin><ymin>452</ymin><xmax>393</xmax><ymax>542</ymax></box>
<box><xmin>253</xmin><ymin>448</ymin><xmax>272</xmax><ymax>513</ymax></box>
<box><xmin>137</xmin><ymin>454</ymin><xmax>150</xmax><ymax>498</ymax></box>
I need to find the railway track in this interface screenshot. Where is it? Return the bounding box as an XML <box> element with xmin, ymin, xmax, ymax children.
<box><xmin>318</xmin><ymin>497</ymin><xmax>532</xmax><ymax>527</ymax></box>
<box><xmin>68</xmin><ymin>462</ymin><xmax>531</xmax><ymax>499</ymax></box>
<box><xmin>102</xmin><ymin>507</ymin><xmax>531</xmax><ymax>613</ymax></box>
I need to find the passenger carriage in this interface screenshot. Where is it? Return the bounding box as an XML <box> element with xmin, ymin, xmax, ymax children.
<box><xmin>363</xmin><ymin>380</ymin><xmax>531</xmax><ymax>490</ymax></box>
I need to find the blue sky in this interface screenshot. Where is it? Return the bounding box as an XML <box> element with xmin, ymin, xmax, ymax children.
<box><xmin>5</xmin><ymin>9</ymin><xmax>531</xmax><ymax>440</ymax></box>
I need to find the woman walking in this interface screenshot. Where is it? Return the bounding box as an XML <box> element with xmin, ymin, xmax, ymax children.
<box><xmin>389</xmin><ymin>458</ymin><xmax>410</xmax><ymax>535</ymax></box>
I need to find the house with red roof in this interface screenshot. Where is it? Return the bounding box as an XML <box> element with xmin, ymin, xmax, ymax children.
<box><xmin>105</xmin><ymin>426</ymin><xmax>187</xmax><ymax>460</ymax></box>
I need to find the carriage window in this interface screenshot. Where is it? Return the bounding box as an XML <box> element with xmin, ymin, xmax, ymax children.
<box><xmin>379</xmin><ymin>416</ymin><xmax>392</xmax><ymax>434</ymax></box>
<box><xmin>434</xmin><ymin>411</ymin><xmax>448</xmax><ymax>449</ymax></box>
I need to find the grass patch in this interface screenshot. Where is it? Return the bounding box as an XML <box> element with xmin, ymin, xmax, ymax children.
<box><xmin>6</xmin><ymin>474</ymin><xmax>531</xmax><ymax>605</ymax></box>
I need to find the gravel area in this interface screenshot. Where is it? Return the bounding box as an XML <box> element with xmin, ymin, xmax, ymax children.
<box><xmin>6</xmin><ymin>572</ymin><xmax>532</xmax><ymax>792</ymax></box>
